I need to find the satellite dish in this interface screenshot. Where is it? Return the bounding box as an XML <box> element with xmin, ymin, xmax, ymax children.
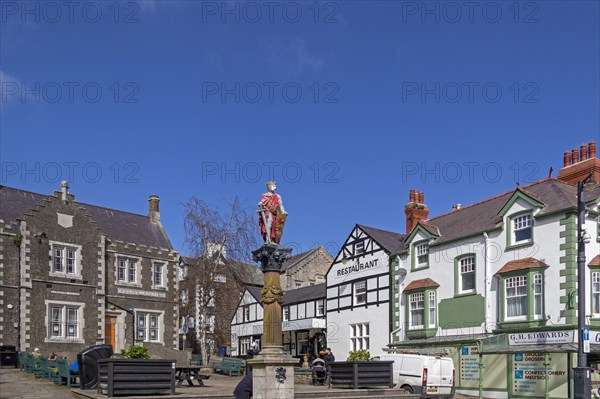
<box><xmin>398</xmin><ymin>268</ymin><xmax>407</xmax><ymax>283</ymax></box>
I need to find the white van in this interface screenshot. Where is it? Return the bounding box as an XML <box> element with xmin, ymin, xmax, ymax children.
<box><xmin>372</xmin><ymin>353</ymin><xmax>455</xmax><ymax>398</ymax></box>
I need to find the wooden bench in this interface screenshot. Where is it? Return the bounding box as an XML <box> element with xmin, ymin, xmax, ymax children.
<box><xmin>210</xmin><ymin>357</ymin><xmax>243</xmax><ymax>376</ymax></box>
<box><xmin>54</xmin><ymin>358</ymin><xmax>79</xmax><ymax>388</ymax></box>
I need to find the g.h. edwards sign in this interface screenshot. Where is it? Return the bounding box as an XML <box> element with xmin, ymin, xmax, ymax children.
<box><xmin>508</xmin><ymin>330</ymin><xmax>575</xmax><ymax>345</ymax></box>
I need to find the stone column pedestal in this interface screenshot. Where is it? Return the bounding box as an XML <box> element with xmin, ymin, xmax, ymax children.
<box><xmin>250</xmin><ymin>244</ymin><xmax>296</xmax><ymax>399</ymax></box>
<box><xmin>248</xmin><ymin>347</ymin><xmax>297</xmax><ymax>399</ymax></box>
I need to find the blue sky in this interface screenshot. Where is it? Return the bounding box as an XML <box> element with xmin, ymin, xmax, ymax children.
<box><xmin>1</xmin><ymin>0</ymin><xmax>599</xmax><ymax>257</ymax></box>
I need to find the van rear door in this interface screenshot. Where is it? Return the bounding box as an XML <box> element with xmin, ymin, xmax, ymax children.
<box><xmin>426</xmin><ymin>357</ymin><xmax>443</xmax><ymax>395</ymax></box>
<box><xmin>438</xmin><ymin>358</ymin><xmax>454</xmax><ymax>395</ymax></box>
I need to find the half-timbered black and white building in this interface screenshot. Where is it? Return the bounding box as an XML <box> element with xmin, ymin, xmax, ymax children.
<box><xmin>230</xmin><ymin>284</ymin><xmax>326</xmax><ymax>360</ymax></box>
<box><xmin>325</xmin><ymin>224</ymin><xmax>405</xmax><ymax>359</ymax></box>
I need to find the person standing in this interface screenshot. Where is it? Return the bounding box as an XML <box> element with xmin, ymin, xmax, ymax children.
<box><xmin>322</xmin><ymin>348</ymin><xmax>335</xmax><ymax>365</ymax></box>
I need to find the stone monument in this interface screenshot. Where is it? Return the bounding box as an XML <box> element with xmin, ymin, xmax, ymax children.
<box><xmin>249</xmin><ymin>181</ymin><xmax>296</xmax><ymax>399</ymax></box>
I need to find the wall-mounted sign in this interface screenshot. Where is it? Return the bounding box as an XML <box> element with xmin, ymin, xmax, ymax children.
<box><xmin>508</xmin><ymin>330</ymin><xmax>575</xmax><ymax>345</ymax></box>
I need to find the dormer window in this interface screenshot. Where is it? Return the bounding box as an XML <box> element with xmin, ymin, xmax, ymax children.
<box><xmin>513</xmin><ymin>214</ymin><xmax>532</xmax><ymax>243</ymax></box>
<box><xmin>416</xmin><ymin>242</ymin><xmax>429</xmax><ymax>267</ymax></box>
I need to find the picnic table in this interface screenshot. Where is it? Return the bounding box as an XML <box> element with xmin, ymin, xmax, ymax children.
<box><xmin>175</xmin><ymin>366</ymin><xmax>210</xmax><ymax>387</ymax></box>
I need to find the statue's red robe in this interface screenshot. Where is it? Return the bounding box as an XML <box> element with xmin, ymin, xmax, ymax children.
<box><xmin>258</xmin><ymin>192</ymin><xmax>286</xmax><ymax>244</ymax></box>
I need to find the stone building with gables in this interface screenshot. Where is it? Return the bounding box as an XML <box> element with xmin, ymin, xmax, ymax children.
<box><xmin>0</xmin><ymin>182</ymin><xmax>181</xmax><ymax>362</ymax></box>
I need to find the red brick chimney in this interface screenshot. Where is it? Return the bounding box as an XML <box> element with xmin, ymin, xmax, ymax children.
<box><xmin>557</xmin><ymin>141</ymin><xmax>600</xmax><ymax>185</ymax></box>
<box><xmin>405</xmin><ymin>190</ymin><xmax>429</xmax><ymax>235</ymax></box>
<box><xmin>148</xmin><ymin>195</ymin><xmax>160</xmax><ymax>222</ymax></box>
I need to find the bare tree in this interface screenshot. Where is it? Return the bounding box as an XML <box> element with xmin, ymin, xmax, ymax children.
<box><xmin>181</xmin><ymin>196</ymin><xmax>259</xmax><ymax>365</ymax></box>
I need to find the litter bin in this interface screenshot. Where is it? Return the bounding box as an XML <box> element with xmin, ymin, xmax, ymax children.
<box><xmin>77</xmin><ymin>344</ymin><xmax>113</xmax><ymax>390</ymax></box>
<box><xmin>0</xmin><ymin>345</ymin><xmax>17</xmax><ymax>368</ymax></box>
<box><xmin>218</xmin><ymin>345</ymin><xmax>228</xmax><ymax>357</ymax></box>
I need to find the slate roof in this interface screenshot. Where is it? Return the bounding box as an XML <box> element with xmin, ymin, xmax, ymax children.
<box><xmin>284</xmin><ymin>283</ymin><xmax>325</xmax><ymax>304</ymax></box>
<box><xmin>397</xmin><ymin>178</ymin><xmax>600</xmax><ymax>252</ymax></box>
<box><xmin>246</xmin><ymin>286</ymin><xmax>262</xmax><ymax>302</ymax></box>
<box><xmin>495</xmin><ymin>257</ymin><xmax>550</xmax><ymax>275</ymax></box>
<box><xmin>0</xmin><ymin>185</ymin><xmax>172</xmax><ymax>250</ymax></box>
<box><xmin>227</xmin><ymin>260</ymin><xmax>264</xmax><ymax>286</ymax></box>
<box><xmin>357</xmin><ymin>224</ymin><xmax>407</xmax><ymax>253</ymax></box>
<box><xmin>244</xmin><ymin>283</ymin><xmax>326</xmax><ymax>306</ymax></box>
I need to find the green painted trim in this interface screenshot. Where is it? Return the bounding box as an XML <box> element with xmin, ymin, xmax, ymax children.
<box><xmin>411</xmin><ymin>239</ymin><xmax>430</xmax><ymax>272</ymax></box>
<box><xmin>439</xmin><ymin>294</ymin><xmax>485</xmax><ymax>328</ymax></box>
<box><xmin>505</xmin><ymin>210</ymin><xmax>534</xmax><ymax>250</ymax></box>
<box><xmin>454</xmin><ymin>253</ymin><xmax>477</xmax><ymax>297</ymax></box>
<box><xmin>404</xmin><ymin>224</ymin><xmax>438</xmax><ymax>244</ymax></box>
<box><xmin>591</xmin><ymin>267</ymin><xmax>600</xmax><ymax>319</ymax></box>
<box><xmin>404</xmin><ymin>287</ymin><xmax>438</xmax><ymax>338</ymax></box>
<box><xmin>497</xmin><ymin>189</ymin><xmax>545</xmax><ymax>217</ymax></box>
<box><xmin>559</xmin><ymin>213</ymin><xmax>577</xmax><ymax>325</ymax></box>
<box><xmin>497</xmin><ymin>269</ymin><xmax>546</xmax><ymax>325</ymax></box>
<box><xmin>405</xmin><ymin>328</ymin><xmax>438</xmax><ymax>339</ymax></box>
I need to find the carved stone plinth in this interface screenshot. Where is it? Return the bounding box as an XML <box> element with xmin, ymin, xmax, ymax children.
<box><xmin>250</xmin><ymin>244</ymin><xmax>295</xmax><ymax>399</ymax></box>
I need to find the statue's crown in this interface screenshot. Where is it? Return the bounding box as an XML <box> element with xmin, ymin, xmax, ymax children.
<box><xmin>266</xmin><ymin>181</ymin><xmax>276</xmax><ymax>187</ymax></box>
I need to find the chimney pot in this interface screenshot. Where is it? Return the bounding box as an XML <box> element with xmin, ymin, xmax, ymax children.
<box><xmin>419</xmin><ymin>192</ymin><xmax>425</xmax><ymax>204</ymax></box>
<box><xmin>563</xmin><ymin>151</ymin><xmax>571</xmax><ymax>167</ymax></box>
<box><xmin>590</xmin><ymin>141</ymin><xmax>597</xmax><ymax>158</ymax></box>
<box><xmin>580</xmin><ymin>145</ymin><xmax>588</xmax><ymax>161</ymax></box>
<box><xmin>572</xmin><ymin>148</ymin><xmax>579</xmax><ymax>164</ymax></box>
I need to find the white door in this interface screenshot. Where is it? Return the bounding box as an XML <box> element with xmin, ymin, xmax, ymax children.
<box><xmin>438</xmin><ymin>358</ymin><xmax>454</xmax><ymax>394</ymax></box>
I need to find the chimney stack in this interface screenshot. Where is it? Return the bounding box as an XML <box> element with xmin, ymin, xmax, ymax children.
<box><xmin>148</xmin><ymin>195</ymin><xmax>160</xmax><ymax>222</ymax></box>
<box><xmin>557</xmin><ymin>140</ymin><xmax>600</xmax><ymax>185</ymax></box>
<box><xmin>61</xmin><ymin>181</ymin><xmax>69</xmax><ymax>203</ymax></box>
<box><xmin>404</xmin><ymin>190</ymin><xmax>429</xmax><ymax>235</ymax></box>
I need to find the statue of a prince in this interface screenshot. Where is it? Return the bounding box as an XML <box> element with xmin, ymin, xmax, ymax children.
<box><xmin>258</xmin><ymin>181</ymin><xmax>287</xmax><ymax>244</ymax></box>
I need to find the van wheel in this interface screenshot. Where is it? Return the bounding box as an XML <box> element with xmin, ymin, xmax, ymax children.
<box><xmin>401</xmin><ymin>385</ymin><xmax>413</xmax><ymax>393</ymax></box>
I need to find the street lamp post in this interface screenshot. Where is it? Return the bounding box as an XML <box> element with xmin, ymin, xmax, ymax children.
<box><xmin>573</xmin><ymin>171</ymin><xmax>595</xmax><ymax>399</ymax></box>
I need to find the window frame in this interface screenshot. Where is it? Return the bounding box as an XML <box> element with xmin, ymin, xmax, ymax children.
<box><xmin>353</xmin><ymin>280</ymin><xmax>367</xmax><ymax>306</ymax></box>
<box><xmin>115</xmin><ymin>255</ymin><xmax>142</xmax><ymax>286</ymax></box>
<box><xmin>49</xmin><ymin>241</ymin><xmax>82</xmax><ymax>279</ymax></box>
<box><xmin>411</xmin><ymin>240</ymin><xmax>430</xmax><ymax>270</ymax></box>
<box><xmin>350</xmin><ymin>322</ymin><xmax>370</xmax><ymax>351</ymax></box>
<box><xmin>499</xmin><ymin>269</ymin><xmax>546</xmax><ymax>324</ymax></box>
<box><xmin>591</xmin><ymin>269</ymin><xmax>600</xmax><ymax>318</ymax></box>
<box><xmin>507</xmin><ymin>211</ymin><xmax>534</xmax><ymax>249</ymax></box>
<box><xmin>151</xmin><ymin>261</ymin><xmax>166</xmax><ymax>289</ymax></box>
<box><xmin>408</xmin><ymin>292</ymin><xmax>425</xmax><ymax>329</ymax></box>
<box><xmin>404</xmin><ymin>287</ymin><xmax>438</xmax><ymax>338</ymax></box>
<box><xmin>135</xmin><ymin>310</ymin><xmax>164</xmax><ymax>343</ymax></box>
<box><xmin>45</xmin><ymin>300</ymin><xmax>85</xmax><ymax>343</ymax></box>
<box><xmin>454</xmin><ymin>254</ymin><xmax>476</xmax><ymax>296</ymax></box>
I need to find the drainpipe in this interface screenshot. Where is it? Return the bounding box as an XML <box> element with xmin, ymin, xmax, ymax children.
<box><xmin>483</xmin><ymin>233</ymin><xmax>491</xmax><ymax>333</ymax></box>
<box><xmin>12</xmin><ymin>233</ymin><xmax>22</xmax><ymax>352</ymax></box>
